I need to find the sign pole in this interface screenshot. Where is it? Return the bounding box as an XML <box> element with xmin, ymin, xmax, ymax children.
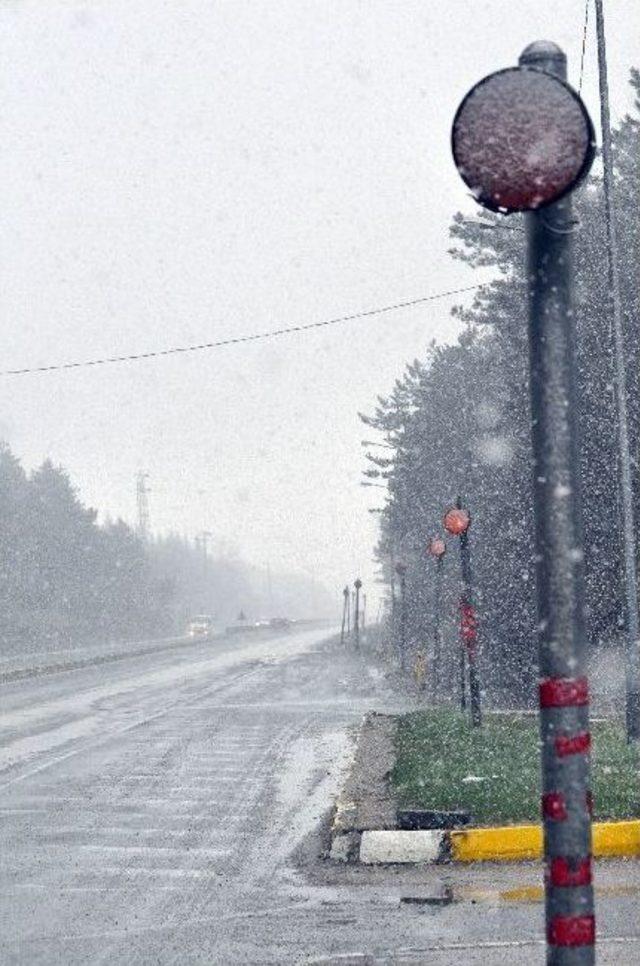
<box><xmin>443</xmin><ymin>505</ymin><xmax>481</xmax><ymax>725</ymax></box>
<box><xmin>340</xmin><ymin>585</ymin><xmax>349</xmax><ymax>646</ymax></box>
<box><xmin>520</xmin><ymin>40</ymin><xmax>595</xmax><ymax>966</ymax></box>
<box><xmin>427</xmin><ymin>537</ymin><xmax>447</xmax><ymax>699</ymax></box>
<box><xmin>434</xmin><ymin>554</ymin><xmax>443</xmax><ymax>698</ymax></box>
<box><xmin>395</xmin><ymin>563</ymin><xmax>407</xmax><ymax>670</ymax></box>
<box><xmin>459</xmin><ymin>519</ymin><xmax>482</xmax><ymax>727</ymax></box>
<box><xmin>451</xmin><ymin>40</ymin><xmax>596</xmax><ymax>963</ymax></box>
<box><xmin>354</xmin><ymin>579</ymin><xmax>362</xmax><ymax>651</ymax></box>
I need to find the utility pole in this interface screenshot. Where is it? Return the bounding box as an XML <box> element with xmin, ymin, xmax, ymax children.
<box><xmin>362</xmin><ymin>593</ymin><xmax>367</xmax><ymax>631</ymax></box>
<box><xmin>354</xmin><ymin>579</ymin><xmax>362</xmax><ymax>650</ymax></box>
<box><xmin>452</xmin><ymin>42</ymin><xmax>596</xmax><ymax>963</ymax></box>
<box><xmin>594</xmin><ymin>0</ymin><xmax>640</xmax><ymax>742</ymax></box>
<box><xmin>136</xmin><ymin>472</ymin><xmax>150</xmax><ymax>539</ymax></box>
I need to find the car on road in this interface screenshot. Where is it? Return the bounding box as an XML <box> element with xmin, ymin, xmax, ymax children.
<box><xmin>186</xmin><ymin>615</ymin><xmax>217</xmax><ymax>639</ymax></box>
<box><xmin>268</xmin><ymin>617</ymin><xmax>291</xmax><ymax>631</ymax></box>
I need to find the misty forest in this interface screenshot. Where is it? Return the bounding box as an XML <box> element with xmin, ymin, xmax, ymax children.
<box><xmin>365</xmin><ymin>69</ymin><xmax>640</xmax><ymax>704</ymax></box>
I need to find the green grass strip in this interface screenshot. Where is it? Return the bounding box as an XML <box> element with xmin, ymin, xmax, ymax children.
<box><xmin>392</xmin><ymin>709</ymin><xmax>640</xmax><ymax>825</ymax></box>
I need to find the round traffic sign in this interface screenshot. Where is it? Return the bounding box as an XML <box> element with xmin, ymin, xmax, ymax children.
<box><xmin>427</xmin><ymin>537</ymin><xmax>446</xmax><ymax>558</ymax></box>
<box><xmin>443</xmin><ymin>507</ymin><xmax>471</xmax><ymax>536</ymax></box>
<box><xmin>451</xmin><ymin>67</ymin><xmax>595</xmax><ymax>212</ymax></box>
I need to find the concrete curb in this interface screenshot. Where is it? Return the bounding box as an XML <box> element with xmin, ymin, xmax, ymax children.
<box><xmin>358</xmin><ymin>819</ymin><xmax>640</xmax><ymax>864</ymax></box>
<box><xmin>328</xmin><ymin>712</ymin><xmax>398</xmax><ymax>862</ymax></box>
<box><xmin>360</xmin><ymin>830</ymin><xmax>446</xmax><ymax>864</ymax></box>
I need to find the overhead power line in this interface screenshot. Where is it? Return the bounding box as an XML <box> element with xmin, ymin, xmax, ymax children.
<box><xmin>1</xmin><ymin>284</ymin><xmax>482</xmax><ymax>378</ymax></box>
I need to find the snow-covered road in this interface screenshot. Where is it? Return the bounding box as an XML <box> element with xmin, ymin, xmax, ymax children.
<box><xmin>1</xmin><ymin>629</ymin><xmax>638</xmax><ymax>964</ymax></box>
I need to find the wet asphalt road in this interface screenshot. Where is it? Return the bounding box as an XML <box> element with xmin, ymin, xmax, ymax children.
<box><xmin>1</xmin><ymin>628</ymin><xmax>638</xmax><ymax>965</ymax></box>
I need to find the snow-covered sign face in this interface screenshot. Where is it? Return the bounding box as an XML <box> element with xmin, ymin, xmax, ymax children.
<box><xmin>451</xmin><ymin>67</ymin><xmax>595</xmax><ymax>213</ymax></box>
<box><xmin>427</xmin><ymin>537</ymin><xmax>446</xmax><ymax>558</ymax></box>
<box><xmin>443</xmin><ymin>507</ymin><xmax>471</xmax><ymax>536</ymax></box>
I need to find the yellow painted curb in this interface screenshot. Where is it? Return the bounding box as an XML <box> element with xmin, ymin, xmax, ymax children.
<box><xmin>594</xmin><ymin>820</ymin><xmax>640</xmax><ymax>858</ymax></box>
<box><xmin>450</xmin><ymin>820</ymin><xmax>640</xmax><ymax>862</ymax></box>
<box><xmin>451</xmin><ymin>824</ymin><xmax>542</xmax><ymax>861</ymax></box>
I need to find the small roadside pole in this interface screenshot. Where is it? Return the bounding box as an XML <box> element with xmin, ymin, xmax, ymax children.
<box><xmin>362</xmin><ymin>593</ymin><xmax>367</xmax><ymax>631</ymax></box>
<box><xmin>389</xmin><ymin>543</ymin><xmax>397</xmax><ymax>655</ymax></box>
<box><xmin>346</xmin><ymin>587</ymin><xmax>351</xmax><ymax>637</ymax></box>
<box><xmin>395</xmin><ymin>562</ymin><xmax>407</xmax><ymax>671</ymax></box>
<box><xmin>340</xmin><ymin>585</ymin><xmax>349</xmax><ymax>646</ymax></box>
<box><xmin>354</xmin><ymin>579</ymin><xmax>362</xmax><ymax>650</ymax></box>
<box><xmin>443</xmin><ymin>503</ymin><xmax>481</xmax><ymax>727</ymax></box>
<box><xmin>427</xmin><ymin>536</ymin><xmax>447</xmax><ymax>698</ymax></box>
<box><xmin>452</xmin><ymin>41</ymin><xmax>596</xmax><ymax>964</ymax></box>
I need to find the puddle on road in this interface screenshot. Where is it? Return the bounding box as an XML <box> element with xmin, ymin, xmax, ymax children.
<box><xmin>454</xmin><ymin>883</ymin><xmax>640</xmax><ymax>904</ymax></box>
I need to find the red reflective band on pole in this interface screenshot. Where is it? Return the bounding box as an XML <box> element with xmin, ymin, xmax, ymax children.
<box><xmin>460</xmin><ymin>603</ymin><xmax>477</xmax><ymax>650</ymax></box>
<box><xmin>542</xmin><ymin>792</ymin><xmax>568</xmax><ymax>821</ymax></box>
<box><xmin>548</xmin><ymin>915</ymin><xmax>595</xmax><ymax>947</ymax></box>
<box><xmin>539</xmin><ymin>676</ymin><xmax>589</xmax><ymax>708</ymax></box>
<box><xmin>555</xmin><ymin>732</ymin><xmax>591</xmax><ymax>757</ymax></box>
<box><xmin>548</xmin><ymin>856</ymin><xmax>592</xmax><ymax>887</ymax></box>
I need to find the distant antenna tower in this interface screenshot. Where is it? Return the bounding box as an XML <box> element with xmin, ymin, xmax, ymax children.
<box><xmin>136</xmin><ymin>472</ymin><xmax>151</xmax><ymax>538</ymax></box>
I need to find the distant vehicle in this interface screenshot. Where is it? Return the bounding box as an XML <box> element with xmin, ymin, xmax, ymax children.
<box><xmin>186</xmin><ymin>615</ymin><xmax>217</xmax><ymax>639</ymax></box>
<box><xmin>226</xmin><ymin>614</ymin><xmax>254</xmax><ymax>635</ymax></box>
<box><xmin>269</xmin><ymin>617</ymin><xmax>291</xmax><ymax>631</ymax></box>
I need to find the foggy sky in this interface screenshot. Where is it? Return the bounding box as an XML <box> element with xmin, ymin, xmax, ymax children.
<box><xmin>1</xmin><ymin>0</ymin><xmax>638</xmax><ymax>606</ymax></box>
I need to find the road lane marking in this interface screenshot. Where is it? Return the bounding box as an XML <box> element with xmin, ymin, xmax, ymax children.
<box><xmin>79</xmin><ymin>844</ymin><xmax>230</xmax><ymax>855</ymax></box>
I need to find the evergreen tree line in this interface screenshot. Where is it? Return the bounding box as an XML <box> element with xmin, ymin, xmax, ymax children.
<box><xmin>0</xmin><ymin>442</ymin><xmax>328</xmax><ymax>657</ymax></box>
<box><xmin>363</xmin><ymin>71</ymin><xmax>640</xmax><ymax>705</ymax></box>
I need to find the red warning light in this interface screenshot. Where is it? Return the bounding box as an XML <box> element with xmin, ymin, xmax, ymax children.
<box><xmin>452</xmin><ymin>67</ymin><xmax>595</xmax><ymax>213</ymax></box>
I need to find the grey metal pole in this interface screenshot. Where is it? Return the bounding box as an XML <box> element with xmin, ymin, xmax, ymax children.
<box><xmin>400</xmin><ymin>571</ymin><xmax>407</xmax><ymax>667</ymax></box>
<box><xmin>340</xmin><ymin>586</ymin><xmax>349</xmax><ymax>645</ymax></box>
<box><xmin>433</xmin><ymin>555</ymin><xmax>443</xmax><ymax>699</ymax></box>
<box><xmin>520</xmin><ymin>38</ymin><xmax>595</xmax><ymax>966</ymax></box>
<box><xmin>354</xmin><ymin>579</ymin><xmax>362</xmax><ymax>650</ymax></box>
<box><xmin>594</xmin><ymin>0</ymin><xmax>640</xmax><ymax>742</ymax></box>
<box><xmin>459</xmin><ymin>620</ymin><xmax>467</xmax><ymax>711</ymax></box>
<box><xmin>459</xmin><ymin>524</ymin><xmax>482</xmax><ymax>728</ymax></box>
<box><xmin>395</xmin><ymin>562</ymin><xmax>407</xmax><ymax>670</ymax></box>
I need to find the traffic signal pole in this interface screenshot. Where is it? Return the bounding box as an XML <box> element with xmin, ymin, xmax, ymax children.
<box><xmin>520</xmin><ymin>39</ymin><xmax>595</xmax><ymax>966</ymax></box>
